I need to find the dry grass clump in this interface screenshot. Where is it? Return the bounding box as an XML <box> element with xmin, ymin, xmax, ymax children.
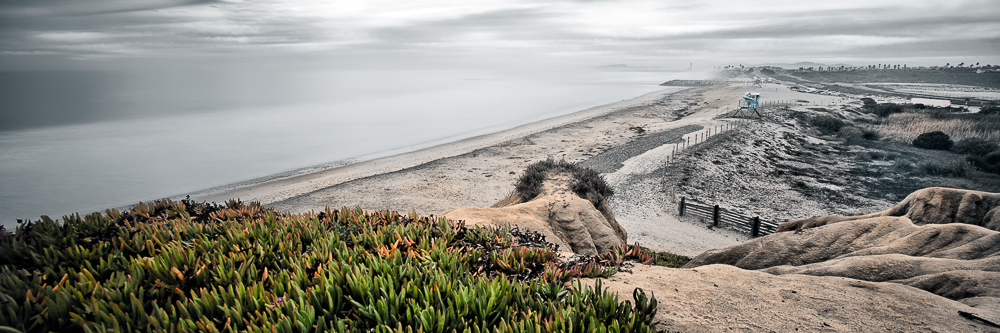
<box><xmin>864</xmin><ymin>112</ymin><xmax>1000</xmax><ymax>144</ymax></box>
<box><xmin>0</xmin><ymin>199</ymin><xmax>661</xmax><ymax>333</ymax></box>
<box><xmin>810</xmin><ymin>115</ymin><xmax>846</xmax><ymax>134</ymax></box>
<box><xmin>918</xmin><ymin>160</ymin><xmax>975</xmax><ymax>177</ymax></box>
<box><xmin>515</xmin><ymin>159</ymin><xmax>614</xmax><ymax>204</ymax></box>
<box><xmin>953</xmin><ymin>138</ymin><xmax>999</xmax><ymax>156</ymax></box>
<box><xmin>648</xmin><ymin>250</ymin><xmax>690</xmax><ymax>268</ymax></box>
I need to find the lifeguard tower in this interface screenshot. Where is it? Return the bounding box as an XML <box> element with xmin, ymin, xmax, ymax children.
<box><xmin>734</xmin><ymin>92</ymin><xmax>763</xmax><ymax>118</ymax></box>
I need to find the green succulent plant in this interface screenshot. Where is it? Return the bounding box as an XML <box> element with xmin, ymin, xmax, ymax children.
<box><xmin>0</xmin><ymin>199</ymin><xmax>658</xmax><ymax>333</ymax></box>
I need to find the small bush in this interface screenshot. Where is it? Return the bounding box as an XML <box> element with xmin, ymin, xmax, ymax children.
<box><xmin>861</xmin><ymin>129</ymin><xmax>880</xmax><ymax>141</ymax></box>
<box><xmin>866</xmin><ymin>151</ymin><xmax>893</xmax><ymax>160</ymax></box>
<box><xmin>852</xmin><ymin>117</ymin><xmax>878</xmax><ymax>125</ymax></box>
<box><xmin>861</xmin><ymin>97</ymin><xmax>877</xmax><ymax>109</ymax></box>
<box><xmin>981</xmin><ymin>105</ymin><xmax>1000</xmax><ymax>115</ymax></box>
<box><xmin>810</xmin><ymin>115</ymin><xmax>845</xmax><ymax>134</ymax></box>
<box><xmin>912</xmin><ymin>131</ymin><xmax>954</xmax><ymax>150</ymax></box>
<box><xmin>892</xmin><ymin>160</ymin><xmax>918</xmax><ymax>175</ymax></box>
<box><xmin>952</xmin><ymin>138</ymin><xmax>999</xmax><ymax>156</ymax></box>
<box><xmin>838</xmin><ymin>127</ymin><xmax>864</xmax><ymax>145</ymax></box>
<box><xmin>858</xmin><ymin>151</ymin><xmax>899</xmax><ymax>161</ymax></box>
<box><xmin>872</xmin><ymin>103</ymin><xmax>905</xmax><ymax>117</ymax></box>
<box><xmin>515</xmin><ymin>159</ymin><xmax>613</xmax><ymax>204</ymax></box>
<box><xmin>571</xmin><ymin>168</ymin><xmax>615</xmax><ymax>201</ymax></box>
<box><xmin>968</xmin><ymin>151</ymin><xmax>1000</xmax><ymax>175</ymax></box>
<box><xmin>651</xmin><ymin>250</ymin><xmax>691</xmax><ymax>268</ymax></box>
<box><xmin>918</xmin><ymin>160</ymin><xmax>973</xmax><ymax>177</ymax></box>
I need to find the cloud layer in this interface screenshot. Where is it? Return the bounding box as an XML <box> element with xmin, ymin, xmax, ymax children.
<box><xmin>2</xmin><ymin>0</ymin><xmax>999</xmax><ymax>69</ymax></box>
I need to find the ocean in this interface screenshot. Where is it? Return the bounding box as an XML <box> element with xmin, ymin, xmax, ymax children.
<box><xmin>0</xmin><ymin>68</ymin><xmax>705</xmax><ymax>229</ymax></box>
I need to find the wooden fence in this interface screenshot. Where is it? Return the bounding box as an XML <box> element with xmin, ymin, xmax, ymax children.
<box><xmin>664</xmin><ymin>119</ymin><xmax>750</xmax><ymax>164</ymax></box>
<box><xmin>677</xmin><ymin>197</ymin><xmax>780</xmax><ymax>237</ymax></box>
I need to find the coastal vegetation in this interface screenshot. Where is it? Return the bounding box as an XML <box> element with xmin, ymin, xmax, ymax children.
<box><xmin>862</xmin><ymin>110</ymin><xmax>1000</xmax><ymax>144</ymax></box>
<box><xmin>912</xmin><ymin>131</ymin><xmax>954</xmax><ymax>150</ymax></box>
<box><xmin>981</xmin><ymin>105</ymin><xmax>1000</xmax><ymax>115</ymax></box>
<box><xmin>515</xmin><ymin>159</ymin><xmax>614</xmax><ymax>206</ymax></box>
<box><xmin>0</xmin><ymin>198</ymin><xmax>662</xmax><ymax>333</ymax></box>
<box><xmin>847</xmin><ymin>102</ymin><xmax>1000</xmax><ymax>176</ymax></box>
<box><xmin>769</xmin><ymin>67</ymin><xmax>1000</xmax><ymax>89</ymax></box>
<box><xmin>665</xmin><ymin>97</ymin><xmax>1000</xmax><ymax>226</ymax></box>
<box><xmin>953</xmin><ymin>138</ymin><xmax>999</xmax><ymax>156</ymax></box>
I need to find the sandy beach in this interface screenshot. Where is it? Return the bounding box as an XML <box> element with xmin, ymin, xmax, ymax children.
<box><xmin>190</xmin><ymin>84</ymin><xmax>819</xmax><ymax>256</ymax></box>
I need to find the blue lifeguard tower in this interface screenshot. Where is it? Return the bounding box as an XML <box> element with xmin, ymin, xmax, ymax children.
<box><xmin>734</xmin><ymin>92</ymin><xmax>763</xmax><ymax>118</ymax></box>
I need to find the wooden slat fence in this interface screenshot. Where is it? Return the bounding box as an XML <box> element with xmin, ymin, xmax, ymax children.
<box><xmin>677</xmin><ymin>197</ymin><xmax>780</xmax><ymax>237</ymax></box>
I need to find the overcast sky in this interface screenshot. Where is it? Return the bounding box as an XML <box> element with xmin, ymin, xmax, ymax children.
<box><xmin>1</xmin><ymin>0</ymin><xmax>999</xmax><ymax>71</ymax></box>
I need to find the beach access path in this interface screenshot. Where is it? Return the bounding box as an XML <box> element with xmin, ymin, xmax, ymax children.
<box><xmin>192</xmin><ymin>85</ymin><xmax>758</xmax><ymax>256</ymax></box>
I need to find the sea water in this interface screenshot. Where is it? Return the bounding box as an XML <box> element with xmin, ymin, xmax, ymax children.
<box><xmin>0</xmin><ymin>68</ymin><xmax>705</xmax><ymax>228</ymax></box>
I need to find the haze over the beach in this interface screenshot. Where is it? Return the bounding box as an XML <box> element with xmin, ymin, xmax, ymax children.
<box><xmin>1</xmin><ymin>0</ymin><xmax>999</xmax><ymax>225</ymax></box>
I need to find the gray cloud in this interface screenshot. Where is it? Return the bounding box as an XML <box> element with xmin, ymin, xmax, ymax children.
<box><xmin>1</xmin><ymin>0</ymin><xmax>998</xmax><ymax>69</ymax></box>
<box><xmin>0</xmin><ymin>0</ymin><xmax>219</xmax><ymax>17</ymax></box>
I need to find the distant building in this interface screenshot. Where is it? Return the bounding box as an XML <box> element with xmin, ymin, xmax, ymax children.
<box><xmin>911</xmin><ymin>98</ymin><xmax>951</xmax><ymax>107</ymax></box>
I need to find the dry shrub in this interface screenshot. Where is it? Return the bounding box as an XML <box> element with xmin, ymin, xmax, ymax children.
<box><xmin>981</xmin><ymin>105</ymin><xmax>1000</xmax><ymax>115</ymax></box>
<box><xmin>864</xmin><ymin>112</ymin><xmax>1000</xmax><ymax>144</ymax></box>
<box><xmin>918</xmin><ymin>160</ymin><xmax>974</xmax><ymax>177</ymax></box>
<box><xmin>953</xmin><ymin>138</ymin><xmax>999</xmax><ymax>156</ymax></box>
<box><xmin>871</xmin><ymin>103</ymin><xmax>905</xmax><ymax>117</ymax></box>
<box><xmin>838</xmin><ymin>127</ymin><xmax>865</xmax><ymax>145</ymax></box>
<box><xmin>912</xmin><ymin>131</ymin><xmax>954</xmax><ymax>150</ymax></box>
<box><xmin>810</xmin><ymin>115</ymin><xmax>845</xmax><ymax>134</ymax></box>
<box><xmin>968</xmin><ymin>152</ymin><xmax>1000</xmax><ymax>175</ymax></box>
<box><xmin>515</xmin><ymin>159</ymin><xmax>613</xmax><ymax>204</ymax></box>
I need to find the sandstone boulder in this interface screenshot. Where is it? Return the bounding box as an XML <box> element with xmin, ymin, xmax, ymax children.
<box><xmin>581</xmin><ymin>264</ymin><xmax>999</xmax><ymax>332</ymax></box>
<box><xmin>443</xmin><ymin>161</ymin><xmax>625</xmax><ymax>254</ymax></box>
<box><xmin>684</xmin><ymin>187</ymin><xmax>1000</xmax><ymax>323</ymax></box>
<box><xmin>778</xmin><ymin>187</ymin><xmax>1000</xmax><ymax>232</ymax></box>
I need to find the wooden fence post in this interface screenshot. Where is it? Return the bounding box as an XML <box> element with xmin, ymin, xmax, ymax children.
<box><xmin>713</xmin><ymin>205</ymin><xmax>720</xmax><ymax>227</ymax></box>
<box><xmin>679</xmin><ymin>197</ymin><xmax>686</xmax><ymax>216</ymax></box>
<box><xmin>752</xmin><ymin>216</ymin><xmax>761</xmax><ymax>237</ymax></box>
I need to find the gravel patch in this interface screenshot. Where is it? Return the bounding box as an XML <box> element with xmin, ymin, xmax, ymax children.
<box><xmin>579</xmin><ymin>125</ymin><xmax>701</xmax><ymax>173</ymax></box>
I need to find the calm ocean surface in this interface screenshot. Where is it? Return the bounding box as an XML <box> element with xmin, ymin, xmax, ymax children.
<box><xmin>0</xmin><ymin>68</ymin><xmax>704</xmax><ymax>229</ymax></box>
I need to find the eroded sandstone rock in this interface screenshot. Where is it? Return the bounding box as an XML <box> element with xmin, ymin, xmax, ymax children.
<box><xmin>778</xmin><ymin>187</ymin><xmax>1000</xmax><ymax>232</ymax></box>
<box><xmin>685</xmin><ymin>187</ymin><xmax>1000</xmax><ymax>323</ymax></box>
<box><xmin>443</xmin><ymin>165</ymin><xmax>625</xmax><ymax>255</ymax></box>
<box><xmin>581</xmin><ymin>264</ymin><xmax>999</xmax><ymax>332</ymax></box>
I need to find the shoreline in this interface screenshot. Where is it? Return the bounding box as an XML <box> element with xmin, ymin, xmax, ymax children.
<box><xmin>118</xmin><ymin>83</ymin><xmax>771</xmax><ymax>256</ymax></box>
<box><xmin>263</xmin><ymin>84</ymin><xmax>755</xmax><ymax>256</ymax></box>
<box><xmin>187</xmin><ymin>87</ymin><xmax>687</xmax><ymax>206</ymax></box>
